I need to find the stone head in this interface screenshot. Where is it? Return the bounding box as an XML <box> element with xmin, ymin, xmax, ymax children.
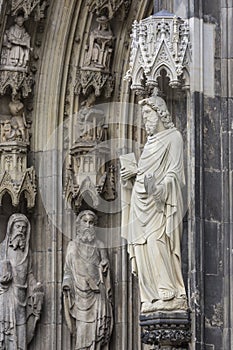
<box><xmin>76</xmin><ymin>210</ymin><xmax>98</xmax><ymax>244</ymax></box>
<box><xmin>139</xmin><ymin>92</ymin><xmax>174</xmax><ymax>133</ymax></box>
<box><xmin>7</xmin><ymin>214</ymin><xmax>30</xmax><ymax>252</ymax></box>
<box><xmin>15</xmin><ymin>15</ymin><xmax>25</xmax><ymax>27</ymax></box>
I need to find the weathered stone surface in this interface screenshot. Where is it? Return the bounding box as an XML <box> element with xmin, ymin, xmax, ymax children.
<box><xmin>0</xmin><ymin>214</ymin><xmax>44</xmax><ymax>348</ymax></box>
<box><xmin>203</xmin><ymin>171</ymin><xmax>222</xmax><ymax>221</ymax></box>
<box><xmin>62</xmin><ymin>210</ymin><xmax>113</xmax><ymax>350</ymax></box>
<box><xmin>0</xmin><ymin>1</ymin><xmax>231</xmax><ymax>350</ymax></box>
<box><xmin>204</xmin><ymin>221</ymin><xmax>221</xmax><ymax>275</ymax></box>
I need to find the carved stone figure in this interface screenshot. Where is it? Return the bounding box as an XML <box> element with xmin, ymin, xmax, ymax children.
<box><xmin>62</xmin><ymin>210</ymin><xmax>113</xmax><ymax>349</ymax></box>
<box><xmin>8</xmin><ymin>96</ymin><xmax>28</xmax><ymax>142</ymax></box>
<box><xmin>120</xmin><ymin>91</ymin><xmax>187</xmax><ymax>313</ymax></box>
<box><xmin>84</xmin><ymin>16</ymin><xmax>114</xmax><ymax>72</ymax></box>
<box><xmin>77</xmin><ymin>92</ymin><xmax>106</xmax><ymax>141</ymax></box>
<box><xmin>0</xmin><ymin>214</ymin><xmax>44</xmax><ymax>349</ymax></box>
<box><xmin>0</xmin><ymin>120</ymin><xmax>17</xmax><ymax>142</ymax></box>
<box><xmin>0</xmin><ymin>15</ymin><xmax>31</xmax><ymax>71</ymax></box>
<box><xmin>0</xmin><ymin>96</ymin><xmax>28</xmax><ymax>143</ymax></box>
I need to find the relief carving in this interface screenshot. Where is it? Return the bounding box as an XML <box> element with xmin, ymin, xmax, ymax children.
<box><xmin>83</xmin><ymin>16</ymin><xmax>114</xmax><ymax>73</ymax></box>
<box><xmin>120</xmin><ymin>90</ymin><xmax>188</xmax><ymax>313</ymax></box>
<box><xmin>77</xmin><ymin>93</ymin><xmax>107</xmax><ymax>141</ymax></box>
<box><xmin>0</xmin><ymin>96</ymin><xmax>29</xmax><ymax>143</ymax></box>
<box><xmin>0</xmin><ymin>15</ymin><xmax>31</xmax><ymax>72</ymax></box>
<box><xmin>76</xmin><ymin>17</ymin><xmax>115</xmax><ymax>99</ymax></box>
<box><xmin>0</xmin><ymin>15</ymin><xmax>33</xmax><ymax>98</ymax></box>
<box><xmin>62</xmin><ymin>210</ymin><xmax>113</xmax><ymax>349</ymax></box>
<box><xmin>0</xmin><ymin>214</ymin><xmax>44</xmax><ymax>349</ymax></box>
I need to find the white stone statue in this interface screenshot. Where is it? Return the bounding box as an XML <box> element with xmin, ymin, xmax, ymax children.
<box><xmin>120</xmin><ymin>91</ymin><xmax>187</xmax><ymax>313</ymax></box>
<box><xmin>62</xmin><ymin>210</ymin><xmax>113</xmax><ymax>349</ymax></box>
<box><xmin>0</xmin><ymin>214</ymin><xmax>44</xmax><ymax>349</ymax></box>
<box><xmin>0</xmin><ymin>15</ymin><xmax>31</xmax><ymax>70</ymax></box>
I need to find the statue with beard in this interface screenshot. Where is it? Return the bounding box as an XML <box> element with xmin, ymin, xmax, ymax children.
<box><xmin>120</xmin><ymin>91</ymin><xmax>187</xmax><ymax>313</ymax></box>
<box><xmin>62</xmin><ymin>210</ymin><xmax>113</xmax><ymax>350</ymax></box>
<box><xmin>0</xmin><ymin>214</ymin><xmax>44</xmax><ymax>349</ymax></box>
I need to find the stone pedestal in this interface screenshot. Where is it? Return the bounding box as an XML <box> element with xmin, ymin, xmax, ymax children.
<box><xmin>140</xmin><ymin>311</ymin><xmax>191</xmax><ymax>349</ymax></box>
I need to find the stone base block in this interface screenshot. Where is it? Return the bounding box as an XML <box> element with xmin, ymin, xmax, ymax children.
<box><xmin>140</xmin><ymin>311</ymin><xmax>191</xmax><ymax>349</ymax></box>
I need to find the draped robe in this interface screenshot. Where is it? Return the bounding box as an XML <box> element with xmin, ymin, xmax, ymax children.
<box><xmin>0</xmin><ymin>215</ymin><xmax>34</xmax><ymax>350</ymax></box>
<box><xmin>121</xmin><ymin>128</ymin><xmax>186</xmax><ymax>303</ymax></box>
<box><xmin>62</xmin><ymin>239</ymin><xmax>113</xmax><ymax>350</ymax></box>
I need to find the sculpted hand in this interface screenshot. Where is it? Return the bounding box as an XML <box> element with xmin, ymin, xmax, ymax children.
<box><xmin>0</xmin><ymin>272</ymin><xmax>12</xmax><ymax>285</ymax></box>
<box><xmin>153</xmin><ymin>184</ymin><xmax>165</xmax><ymax>200</ymax></box>
<box><xmin>120</xmin><ymin>167</ymin><xmax>137</xmax><ymax>181</ymax></box>
<box><xmin>101</xmin><ymin>259</ymin><xmax>109</xmax><ymax>274</ymax></box>
<box><xmin>153</xmin><ymin>184</ymin><xmax>166</xmax><ymax>212</ymax></box>
<box><xmin>63</xmin><ymin>285</ymin><xmax>71</xmax><ymax>296</ymax></box>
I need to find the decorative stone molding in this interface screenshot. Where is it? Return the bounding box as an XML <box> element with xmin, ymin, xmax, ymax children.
<box><xmin>11</xmin><ymin>0</ymin><xmax>48</xmax><ymax>21</ymax></box>
<box><xmin>75</xmin><ymin>16</ymin><xmax>115</xmax><ymax>98</ymax></box>
<box><xmin>0</xmin><ymin>142</ymin><xmax>37</xmax><ymax>208</ymax></box>
<box><xmin>0</xmin><ymin>70</ymin><xmax>33</xmax><ymax>98</ymax></box>
<box><xmin>140</xmin><ymin>311</ymin><xmax>191</xmax><ymax>349</ymax></box>
<box><xmin>75</xmin><ymin>69</ymin><xmax>114</xmax><ymax>98</ymax></box>
<box><xmin>125</xmin><ymin>9</ymin><xmax>191</xmax><ymax>94</ymax></box>
<box><xmin>86</xmin><ymin>0</ymin><xmax>131</xmax><ymax>20</ymax></box>
<box><xmin>64</xmin><ymin>103</ymin><xmax>115</xmax><ymax>212</ymax></box>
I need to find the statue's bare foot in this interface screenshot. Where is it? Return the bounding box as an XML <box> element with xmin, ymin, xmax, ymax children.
<box><xmin>158</xmin><ymin>289</ymin><xmax>175</xmax><ymax>301</ymax></box>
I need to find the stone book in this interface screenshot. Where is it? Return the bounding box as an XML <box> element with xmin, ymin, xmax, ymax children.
<box><xmin>119</xmin><ymin>153</ymin><xmax>137</xmax><ymax>173</ymax></box>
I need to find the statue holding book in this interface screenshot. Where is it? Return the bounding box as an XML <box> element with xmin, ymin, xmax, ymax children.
<box><xmin>120</xmin><ymin>91</ymin><xmax>187</xmax><ymax>313</ymax></box>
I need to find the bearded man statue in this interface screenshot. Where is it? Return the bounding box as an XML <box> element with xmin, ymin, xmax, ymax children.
<box><xmin>0</xmin><ymin>214</ymin><xmax>44</xmax><ymax>349</ymax></box>
<box><xmin>121</xmin><ymin>91</ymin><xmax>188</xmax><ymax>313</ymax></box>
<box><xmin>62</xmin><ymin>210</ymin><xmax>113</xmax><ymax>350</ymax></box>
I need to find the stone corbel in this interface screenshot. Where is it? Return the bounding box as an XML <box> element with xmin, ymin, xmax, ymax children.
<box><xmin>125</xmin><ymin>9</ymin><xmax>191</xmax><ymax>94</ymax></box>
<box><xmin>140</xmin><ymin>311</ymin><xmax>191</xmax><ymax>349</ymax></box>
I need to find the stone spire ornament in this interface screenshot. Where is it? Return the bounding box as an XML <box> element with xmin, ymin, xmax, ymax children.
<box><xmin>125</xmin><ymin>9</ymin><xmax>191</xmax><ymax>93</ymax></box>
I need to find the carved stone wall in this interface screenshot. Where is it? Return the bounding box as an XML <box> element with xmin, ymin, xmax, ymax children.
<box><xmin>0</xmin><ymin>1</ymin><xmax>232</xmax><ymax>350</ymax></box>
